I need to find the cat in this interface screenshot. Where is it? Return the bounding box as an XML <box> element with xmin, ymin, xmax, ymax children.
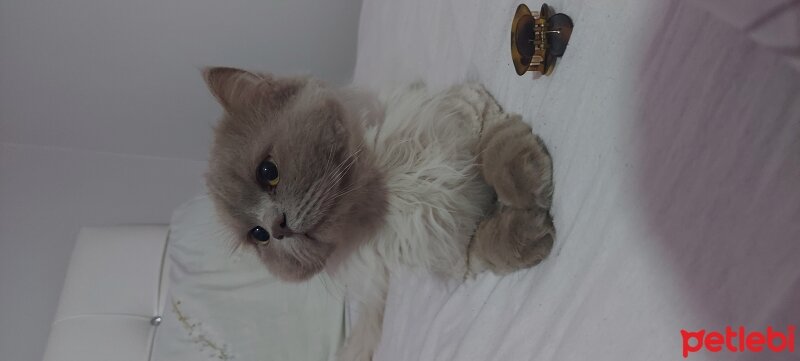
<box><xmin>203</xmin><ymin>67</ymin><xmax>555</xmax><ymax>361</ymax></box>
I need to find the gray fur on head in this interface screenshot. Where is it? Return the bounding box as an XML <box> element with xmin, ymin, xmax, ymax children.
<box><xmin>203</xmin><ymin>67</ymin><xmax>388</xmax><ymax>282</ymax></box>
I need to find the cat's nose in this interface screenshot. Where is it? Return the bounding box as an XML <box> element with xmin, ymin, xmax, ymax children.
<box><xmin>271</xmin><ymin>213</ymin><xmax>293</xmax><ymax>240</ymax></box>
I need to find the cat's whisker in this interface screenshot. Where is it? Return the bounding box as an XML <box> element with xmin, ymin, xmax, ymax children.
<box><xmin>328</xmin><ymin>148</ymin><xmax>353</xmax><ymax>174</ymax></box>
<box><xmin>327</xmin><ymin>145</ymin><xmax>364</xmax><ymax>185</ymax></box>
<box><xmin>329</xmin><ymin>156</ymin><xmax>359</xmax><ymax>187</ymax></box>
<box><xmin>295</xmin><ymin>179</ymin><xmax>326</xmax><ymax>225</ymax></box>
<box><xmin>328</xmin><ymin>144</ymin><xmax>364</xmax><ymax>179</ymax></box>
<box><xmin>326</xmin><ymin>189</ymin><xmax>356</xmax><ymax>205</ymax></box>
<box><xmin>328</xmin><ymin>183</ymin><xmax>364</xmax><ymax>202</ymax></box>
<box><xmin>319</xmin><ymin>160</ymin><xmax>360</xmax><ymax>209</ymax></box>
<box><xmin>313</xmin><ymin>145</ymin><xmax>366</xmax><ymax>216</ymax></box>
<box><xmin>323</xmin><ymin>141</ymin><xmax>337</xmax><ymax>173</ymax></box>
<box><xmin>338</xmin><ymin>143</ymin><xmax>364</xmax><ymax>168</ymax></box>
<box><xmin>297</xmin><ymin>147</ymin><xmax>364</xmax><ymax>230</ymax></box>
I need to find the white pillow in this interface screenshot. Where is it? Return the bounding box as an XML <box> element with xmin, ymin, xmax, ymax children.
<box><xmin>151</xmin><ymin>195</ymin><xmax>346</xmax><ymax>361</ymax></box>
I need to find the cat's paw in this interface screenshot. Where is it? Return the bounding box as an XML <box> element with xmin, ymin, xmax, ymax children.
<box><xmin>469</xmin><ymin>205</ymin><xmax>554</xmax><ymax>275</ymax></box>
<box><xmin>479</xmin><ymin>116</ymin><xmax>553</xmax><ymax>210</ymax></box>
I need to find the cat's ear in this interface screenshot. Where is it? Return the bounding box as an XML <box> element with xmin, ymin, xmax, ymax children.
<box><xmin>203</xmin><ymin>67</ymin><xmax>263</xmax><ymax>112</ymax></box>
<box><xmin>202</xmin><ymin>67</ymin><xmax>303</xmax><ymax>113</ymax></box>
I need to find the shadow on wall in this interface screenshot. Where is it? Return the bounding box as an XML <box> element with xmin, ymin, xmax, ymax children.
<box><xmin>634</xmin><ymin>1</ymin><xmax>800</xmax><ymax>359</ymax></box>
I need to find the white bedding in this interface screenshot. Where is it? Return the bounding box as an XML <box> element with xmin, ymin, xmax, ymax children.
<box><xmin>352</xmin><ymin>1</ymin><xmax>800</xmax><ymax>360</ymax></box>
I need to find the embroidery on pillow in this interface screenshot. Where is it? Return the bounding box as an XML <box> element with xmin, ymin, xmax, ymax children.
<box><xmin>172</xmin><ymin>299</ymin><xmax>235</xmax><ymax>360</ymax></box>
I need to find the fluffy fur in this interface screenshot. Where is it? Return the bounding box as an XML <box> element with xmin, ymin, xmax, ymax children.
<box><xmin>204</xmin><ymin>68</ymin><xmax>388</xmax><ymax>282</ymax></box>
<box><xmin>202</xmin><ymin>68</ymin><xmax>555</xmax><ymax>361</ymax></box>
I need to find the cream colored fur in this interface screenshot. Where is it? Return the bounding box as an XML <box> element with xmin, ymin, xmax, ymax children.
<box><xmin>335</xmin><ymin>83</ymin><xmax>507</xmax><ymax>361</ymax></box>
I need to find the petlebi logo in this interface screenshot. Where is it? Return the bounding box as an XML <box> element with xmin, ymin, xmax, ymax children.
<box><xmin>681</xmin><ymin>325</ymin><xmax>796</xmax><ymax>358</ymax></box>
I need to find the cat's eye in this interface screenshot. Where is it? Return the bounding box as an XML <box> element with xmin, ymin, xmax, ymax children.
<box><xmin>256</xmin><ymin>159</ymin><xmax>280</xmax><ymax>188</ymax></box>
<box><xmin>249</xmin><ymin>226</ymin><xmax>270</xmax><ymax>244</ymax></box>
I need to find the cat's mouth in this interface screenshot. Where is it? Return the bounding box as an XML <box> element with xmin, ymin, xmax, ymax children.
<box><xmin>255</xmin><ymin>229</ymin><xmax>334</xmax><ymax>282</ymax></box>
<box><xmin>301</xmin><ymin>212</ymin><xmax>333</xmax><ymax>243</ymax></box>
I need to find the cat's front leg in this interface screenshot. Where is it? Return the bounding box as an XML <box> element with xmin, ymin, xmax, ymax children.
<box><xmin>337</xmin><ymin>300</ymin><xmax>385</xmax><ymax>361</ymax></box>
<box><xmin>469</xmin><ymin>114</ymin><xmax>555</xmax><ymax>275</ymax></box>
<box><xmin>336</xmin><ymin>255</ymin><xmax>389</xmax><ymax>361</ymax></box>
<box><xmin>479</xmin><ymin>114</ymin><xmax>553</xmax><ymax>210</ymax></box>
<box><xmin>468</xmin><ymin>205</ymin><xmax>554</xmax><ymax>275</ymax></box>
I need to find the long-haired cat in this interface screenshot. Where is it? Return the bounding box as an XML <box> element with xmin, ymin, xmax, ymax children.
<box><xmin>203</xmin><ymin>67</ymin><xmax>555</xmax><ymax>361</ymax></box>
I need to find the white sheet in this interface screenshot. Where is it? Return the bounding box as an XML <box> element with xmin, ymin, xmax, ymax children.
<box><xmin>352</xmin><ymin>1</ymin><xmax>800</xmax><ymax>360</ymax></box>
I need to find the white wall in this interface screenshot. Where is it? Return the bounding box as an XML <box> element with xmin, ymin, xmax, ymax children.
<box><xmin>0</xmin><ymin>0</ymin><xmax>363</xmax><ymax>360</ymax></box>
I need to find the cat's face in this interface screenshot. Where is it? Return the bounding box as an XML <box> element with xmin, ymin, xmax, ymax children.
<box><xmin>203</xmin><ymin>67</ymin><xmax>385</xmax><ymax>281</ymax></box>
